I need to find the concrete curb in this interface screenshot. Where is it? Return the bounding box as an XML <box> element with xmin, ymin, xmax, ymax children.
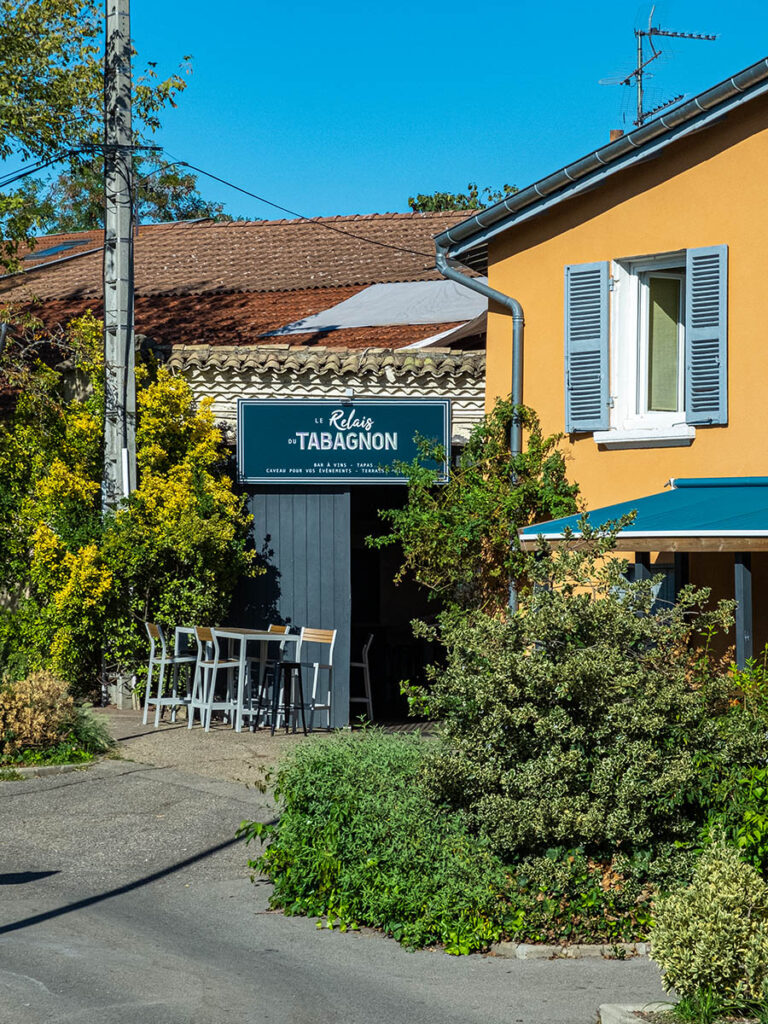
<box><xmin>598</xmin><ymin>1003</ymin><xmax>669</xmax><ymax>1024</ymax></box>
<box><xmin>490</xmin><ymin>941</ymin><xmax>650</xmax><ymax>960</ymax></box>
<box><xmin>0</xmin><ymin>761</ymin><xmax>92</xmax><ymax>779</ymax></box>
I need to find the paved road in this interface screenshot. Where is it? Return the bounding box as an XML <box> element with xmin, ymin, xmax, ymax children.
<box><xmin>0</xmin><ymin>759</ymin><xmax>667</xmax><ymax>1024</ymax></box>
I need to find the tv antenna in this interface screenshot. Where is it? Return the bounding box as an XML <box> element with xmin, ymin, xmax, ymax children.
<box><xmin>604</xmin><ymin>5</ymin><xmax>717</xmax><ymax>127</ymax></box>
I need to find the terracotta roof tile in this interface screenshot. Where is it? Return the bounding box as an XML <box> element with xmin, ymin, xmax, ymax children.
<box><xmin>3</xmin><ymin>292</ymin><xmax>461</xmax><ymax>349</ymax></box>
<box><xmin>0</xmin><ymin>212</ymin><xmax>466</xmax><ymax>300</ymax></box>
<box><xmin>0</xmin><ymin>213</ymin><xmax>483</xmax><ymax>352</ymax></box>
<box><xmin>167</xmin><ymin>344</ymin><xmax>485</xmax><ymax>379</ymax></box>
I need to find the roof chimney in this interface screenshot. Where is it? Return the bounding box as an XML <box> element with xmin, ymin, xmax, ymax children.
<box><xmin>609</xmin><ymin>129</ymin><xmax>624</xmax><ymax>142</ymax></box>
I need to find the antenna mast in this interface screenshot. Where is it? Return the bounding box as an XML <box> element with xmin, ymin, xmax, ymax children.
<box><xmin>620</xmin><ymin>4</ymin><xmax>716</xmax><ymax>126</ymax></box>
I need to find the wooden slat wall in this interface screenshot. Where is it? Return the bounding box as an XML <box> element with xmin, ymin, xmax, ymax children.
<box><xmin>242</xmin><ymin>487</ymin><xmax>351</xmax><ymax>727</ymax></box>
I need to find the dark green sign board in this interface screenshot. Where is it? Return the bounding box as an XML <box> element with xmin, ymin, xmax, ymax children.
<box><xmin>237</xmin><ymin>399</ymin><xmax>450</xmax><ymax>484</ymax></box>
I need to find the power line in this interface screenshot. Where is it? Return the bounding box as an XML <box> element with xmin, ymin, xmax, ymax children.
<box><xmin>0</xmin><ymin>152</ymin><xmax>72</xmax><ymax>190</ymax></box>
<box><xmin>1</xmin><ymin>150</ymin><xmax>440</xmax><ymax>270</ymax></box>
<box><xmin>163</xmin><ymin>153</ymin><xmax>436</xmax><ymax>261</ymax></box>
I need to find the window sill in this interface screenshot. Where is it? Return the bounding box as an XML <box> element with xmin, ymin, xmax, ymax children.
<box><xmin>593</xmin><ymin>425</ymin><xmax>696</xmax><ymax>450</ymax></box>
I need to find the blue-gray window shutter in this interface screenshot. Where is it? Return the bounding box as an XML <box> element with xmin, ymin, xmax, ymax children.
<box><xmin>685</xmin><ymin>245</ymin><xmax>728</xmax><ymax>425</ymax></box>
<box><xmin>564</xmin><ymin>261</ymin><xmax>610</xmax><ymax>432</ymax></box>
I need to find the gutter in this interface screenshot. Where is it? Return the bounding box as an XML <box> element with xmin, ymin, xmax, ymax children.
<box><xmin>434</xmin><ymin>244</ymin><xmax>524</xmax><ymax>613</ymax></box>
<box><xmin>436</xmin><ymin>55</ymin><xmax>768</xmax><ymax>269</ymax></box>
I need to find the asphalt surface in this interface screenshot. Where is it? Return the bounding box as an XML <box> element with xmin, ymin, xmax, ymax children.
<box><xmin>1</xmin><ymin>753</ymin><xmax>668</xmax><ymax>1024</ymax></box>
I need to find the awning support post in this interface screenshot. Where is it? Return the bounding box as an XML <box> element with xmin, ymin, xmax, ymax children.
<box><xmin>674</xmin><ymin>552</ymin><xmax>689</xmax><ymax>597</ymax></box>
<box><xmin>734</xmin><ymin>552</ymin><xmax>753</xmax><ymax>669</ymax></box>
<box><xmin>634</xmin><ymin>552</ymin><xmax>651</xmax><ymax>580</ymax></box>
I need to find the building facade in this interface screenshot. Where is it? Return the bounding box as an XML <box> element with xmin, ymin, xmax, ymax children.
<box><xmin>434</xmin><ymin>57</ymin><xmax>768</xmax><ymax>658</ymax></box>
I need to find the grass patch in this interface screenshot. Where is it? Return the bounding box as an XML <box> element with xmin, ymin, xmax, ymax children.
<box><xmin>0</xmin><ymin>740</ymin><xmax>94</xmax><ymax>766</ymax></box>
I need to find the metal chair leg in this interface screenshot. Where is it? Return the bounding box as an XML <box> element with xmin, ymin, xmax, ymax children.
<box><xmin>154</xmin><ymin>651</ymin><xmax>168</xmax><ymax>728</ymax></box>
<box><xmin>143</xmin><ymin>640</ymin><xmax>156</xmax><ymax>725</ymax></box>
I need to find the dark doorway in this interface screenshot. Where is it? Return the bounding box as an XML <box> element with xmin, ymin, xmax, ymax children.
<box><xmin>350</xmin><ymin>486</ymin><xmax>441</xmax><ymax>722</ymax></box>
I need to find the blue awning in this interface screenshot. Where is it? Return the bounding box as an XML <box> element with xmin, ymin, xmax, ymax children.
<box><xmin>519</xmin><ymin>478</ymin><xmax>768</xmax><ymax>552</ymax></box>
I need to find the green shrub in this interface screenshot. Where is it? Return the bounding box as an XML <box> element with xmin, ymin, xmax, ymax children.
<box><xmin>240</xmin><ymin>730</ymin><xmax>661</xmax><ymax>949</ymax></box>
<box><xmin>411</xmin><ymin>540</ymin><xmax>757</xmax><ymax>868</ymax></box>
<box><xmin>0</xmin><ymin>315</ymin><xmax>254</xmax><ymax>694</ymax></box>
<box><xmin>239</xmin><ymin>731</ymin><xmax>518</xmax><ymax>953</ymax></box>
<box><xmin>369</xmin><ymin>400</ymin><xmax>578</xmax><ymax>615</ymax></box>
<box><xmin>67</xmin><ymin>702</ymin><xmax>114</xmax><ymax>755</ymax></box>
<box><xmin>651</xmin><ymin>842</ymin><xmax>768</xmax><ymax>1002</ymax></box>
<box><xmin>700</xmin><ymin>765</ymin><xmax>768</xmax><ymax>877</ymax></box>
<box><xmin>509</xmin><ymin>848</ymin><xmax>659</xmax><ymax>944</ymax></box>
<box><xmin>696</xmin><ymin>654</ymin><xmax>768</xmax><ymax>877</ymax></box>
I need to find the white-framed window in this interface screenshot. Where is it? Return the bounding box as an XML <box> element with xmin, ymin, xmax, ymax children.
<box><xmin>606</xmin><ymin>254</ymin><xmax>690</xmax><ymax>445</ymax></box>
<box><xmin>564</xmin><ymin>246</ymin><xmax>728</xmax><ymax>447</ymax></box>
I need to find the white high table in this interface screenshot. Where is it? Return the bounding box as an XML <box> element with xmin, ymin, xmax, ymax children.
<box><xmin>211</xmin><ymin>628</ymin><xmax>300</xmax><ymax>733</ymax></box>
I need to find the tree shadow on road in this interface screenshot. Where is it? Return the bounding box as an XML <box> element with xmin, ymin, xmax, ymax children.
<box><xmin>0</xmin><ymin>833</ymin><xmax>258</xmax><ymax>935</ymax></box>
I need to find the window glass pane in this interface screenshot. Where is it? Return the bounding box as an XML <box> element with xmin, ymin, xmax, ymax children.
<box><xmin>648</xmin><ymin>276</ymin><xmax>681</xmax><ymax>412</ymax></box>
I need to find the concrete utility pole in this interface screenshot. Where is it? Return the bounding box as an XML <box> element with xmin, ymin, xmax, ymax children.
<box><xmin>102</xmin><ymin>0</ymin><xmax>136</xmax><ymax>508</ymax></box>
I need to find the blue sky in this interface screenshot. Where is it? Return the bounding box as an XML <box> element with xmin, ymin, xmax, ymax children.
<box><xmin>131</xmin><ymin>0</ymin><xmax>767</xmax><ymax>219</ymax></box>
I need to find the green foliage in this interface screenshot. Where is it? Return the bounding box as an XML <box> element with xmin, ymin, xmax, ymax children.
<box><xmin>671</xmin><ymin>987</ymin><xmax>748</xmax><ymax>1024</ymax></box>
<box><xmin>651</xmin><ymin>841</ymin><xmax>768</xmax><ymax>1004</ymax></box>
<box><xmin>0</xmin><ymin>0</ymin><xmax>193</xmax><ymax>266</ymax></box>
<box><xmin>692</xmin><ymin>651</ymin><xmax>768</xmax><ymax>875</ymax></box>
<box><xmin>369</xmin><ymin>400</ymin><xmax>578</xmax><ymax>613</ymax></box>
<box><xmin>0</xmin><ymin>313</ymin><xmax>254</xmax><ymax>693</ymax></box>
<box><xmin>507</xmin><ymin>848</ymin><xmax>657</xmax><ymax>944</ymax></box>
<box><xmin>238</xmin><ymin>732</ymin><xmax>519</xmax><ymax>954</ymax></box>
<box><xmin>410</xmin><ymin>534</ymin><xmax>758</xmax><ymax>867</ymax></box>
<box><xmin>408</xmin><ymin>183</ymin><xmax>518</xmax><ymax>212</ymax></box>
<box><xmin>67</xmin><ymin>702</ymin><xmax>114</xmax><ymax>755</ymax></box>
<box><xmin>700</xmin><ymin>763</ymin><xmax>768</xmax><ymax>878</ymax></box>
<box><xmin>35</xmin><ymin>157</ymin><xmax>229</xmax><ymax>233</ymax></box>
<box><xmin>100</xmin><ymin>364</ymin><xmax>254</xmax><ymax>676</ymax></box>
<box><xmin>240</xmin><ymin>730</ymin><xmax>663</xmax><ymax>949</ymax></box>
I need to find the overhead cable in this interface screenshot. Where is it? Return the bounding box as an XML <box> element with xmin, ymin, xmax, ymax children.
<box><xmin>164</xmin><ymin>153</ymin><xmax>436</xmax><ymax>261</ymax></box>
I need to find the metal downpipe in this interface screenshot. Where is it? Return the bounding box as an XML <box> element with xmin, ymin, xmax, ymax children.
<box><xmin>434</xmin><ymin>248</ymin><xmax>525</xmax><ymax>613</ymax></box>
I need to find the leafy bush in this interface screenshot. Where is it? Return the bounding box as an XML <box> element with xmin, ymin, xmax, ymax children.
<box><xmin>369</xmin><ymin>400</ymin><xmax>578</xmax><ymax>614</ymax></box>
<box><xmin>651</xmin><ymin>842</ymin><xmax>768</xmax><ymax>1003</ymax></box>
<box><xmin>696</xmin><ymin>653</ymin><xmax>768</xmax><ymax>877</ymax></box>
<box><xmin>0</xmin><ymin>669</ymin><xmax>113</xmax><ymax>763</ymax></box>
<box><xmin>0</xmin><ymin>313</ymin><xmax>254</xmax><ymax>693</ymax></box>
<box><xmin>240</xmin><ymin>730</ymin><xmax>663</xmax><ymax>949</ymax></box>
<box><xmin>413</xmin><ymin>544</ymin><xmax>749</xmax><ymax>865</ymax></box>
<box><xmin>508</xmin><ymin>848</ymin><xmax>658</xmax><ymax>944</ymax></box>
<box><xmin>700</xmin><ymin>765</ymin><xmax>768</xmax><ymax>878</ymax></box>
<box><xmin>0</xmin><ymin>670</ymin><xmax>74</xmax><ymax>754</ymax></box>
<box><xmin>239</xmin><ymin>731</ymin><xmax>519</xmax><ymax>954</ymax></box>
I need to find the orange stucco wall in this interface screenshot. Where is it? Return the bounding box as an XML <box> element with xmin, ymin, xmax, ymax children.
<box><xmin>486</xmin><ymin>92</ymin><xmax>768</xmax><ymax>510</ymax></box>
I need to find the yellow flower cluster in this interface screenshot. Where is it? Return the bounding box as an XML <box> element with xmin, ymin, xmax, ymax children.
<box><xmin>2</xmin><ymin>326</ymin><xmax>253</xmax><ymax>691</ymax></box>
<box><xmin>35</xmin><ymin>457</ymin><xmax>100</xmax><ymax>511</ymax></box>
<box><xmin>136</xmin><ymin>367</ymin><xmax>221</xmax><ymax>475</ymax></box>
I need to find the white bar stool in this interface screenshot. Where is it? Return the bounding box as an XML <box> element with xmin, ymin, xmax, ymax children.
<box><xmin>142</xmin><ymin>622</ymin><xmax>197</xmax><ymax>727</ymax></box>
<box><xmin>188</xmin><ymin>626</ymin><xmax>241</xmax><ymax>731</ymax></box>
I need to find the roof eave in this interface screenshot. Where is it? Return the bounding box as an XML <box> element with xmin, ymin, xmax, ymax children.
<box><xmin>435</xmin><ymin>56</ymin><xmax>768</xmax><ymax>273</ymax></box>
<box><xmin>519</xmin><ymin>534</ymin><xmax>768</xmax><ymax>553</ymax></box>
